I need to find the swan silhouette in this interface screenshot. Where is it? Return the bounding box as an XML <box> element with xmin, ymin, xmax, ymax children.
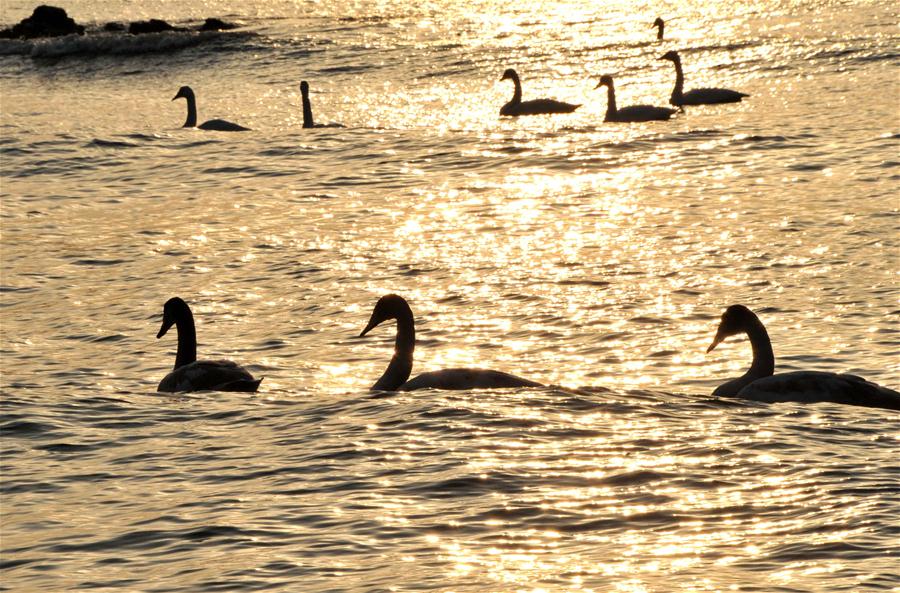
<box><xmin>156</xmin><ymin>297</ymin><xmax>261</xmax><ymax>392</ymax></box>
<box><xmin>359</xmin><ymin>294</ymin><xmax>542</xmax><ymax>391</ymax></box>
<box><xmin>172</xmin><ymin>86</ymin><xmax>250</xmax><ymax>132</ymax></box>
<box><xmin>499</xmin><ymin>68</ymin><xmax>580</xmax><ymax>116</ymax></box>
<box><xmin>652</xmin><ymin>17</ymin><xmax>665</xmax><ymax>41</ymax></box>
<box><xmin>707</xmin><ymin>305</ymin><xmax>900</xmax><ymax>410</ymax></box>
<box><xmin>298</xmin><ymin>81</ymin><xmax>344</xmax><ymax>129</ymax></box>
<box><xmin>659</xmin><ymin>51</ymin><xmax>749</xmax><ymax>106</ymax></box>
<box><xmin>596</xmin><ymin>75</ymin><xmax>676</xmax><ymax>122</ymax></box>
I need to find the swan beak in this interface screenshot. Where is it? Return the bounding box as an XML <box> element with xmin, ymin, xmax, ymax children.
<box><xmin>707</xmin><ymin>330</ymin><xmax>726</xmax><ymax>353</ymax></box>
<box><xmin>359</xmin><ymin>317</ymin><xmax>380</xmax><ymax>338</ymax></box>
<box><xmin>157</xmin><ymin>317</ymin><xmax>174</xmax><ymax>339</ymax></box>
<box><xmin>594</xmin><ymin>81</ymin><xmax>602</xmax><ymax>89</ymax></box>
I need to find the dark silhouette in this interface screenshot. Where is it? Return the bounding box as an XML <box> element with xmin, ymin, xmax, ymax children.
<box><xmin>359</xmin><ymin>294</ymin><xmax>542</xmax><ymax>391</ymax></box>
<box><xmin>652</xmin><ymin>17</ymin><xmax>665</xmax><ymax>41</ymax></box>
<box><xmin>128</xmin><ymin>19</ymin><xmax>181</xmax><ymax>35</ymax></box>
<box><xmin>300</xmin><ymin>81</ymin><xmax>314</xmax><ymax>128</ymax></box>
<box><xmin>595</xmin><ymin>74</ymin><xmax>676</xmax><ymax>122</ymax></box>
<box><xmin>0</xmin><ymin>5</ymin><xmax>83</xmax><ymax>39</ymax></box>
<box><xmin>659</xmin><ymin>50</ymin><xmax>749</xmax><ymax>107</ymax></box>
<box><xmin>707</xmin><ymin>305</ymin><xmax>900</xmax><ymax>409</ymax></box>
<box><xmin>499</xmin><ymin>68</ymin><xmax>580</xmax><ymax>116</ymax></box>
<box><xmin>0</xmin><ymin>7</ymin><xmax>240</xmax><ymax>39</ymax></box>
<box><xmin>156</xmin><ymin>297</ymin><xmax>261</xmax><ymax>393</ymax></box>
<box><xmin>172</xmin><ymin>86</ymin><xmax>250</xmax><ymax>131</ymax></box>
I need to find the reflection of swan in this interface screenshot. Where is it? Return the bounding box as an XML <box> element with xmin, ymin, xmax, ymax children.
<box><xmin>299</xmin><ymin>81</ymin><xmax>344</xmax><ymax>128</ymax></box>
<box><xmin>172</xmin><ymin>86</ymin><xmax>250</xmax><ymax>132</ymax></box>
<box><xmin>359</xmin><ymin>294</ymin><xmax>543</xmax><ymax>391</ymax></box>
<box><xmin>652</xmin><ymin>17</ymin><xmax>665</xmax><ymax>41</ymax></box>
<box><xmin>156</xmin><ymin>297</ymin><xmax>261</xmax><ymax>392</ymax></box>
<box><xmin>596</xmin><ymin>75</ymin><xmax>676</xmax><ymax>122</ymax></box>
<box><xmin>659</xmin><ymin>51</ymin><xmax>749</xmax><ymax>106</ymax></box>
<box><xmin>707</xmin><ymin>305</ymin><xmax>900</xmax><ymax>410</ymax></box>
<box><xmin>499</xmin><ymin>69</ymin><xmax>580</xmax><ymax>116</ymax></box>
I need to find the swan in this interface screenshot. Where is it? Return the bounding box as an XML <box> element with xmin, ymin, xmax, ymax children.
<box><xmin>596</xmin><ymin>74</ymin><xmax>676</xmax><ymax>122</ymax></box>
<box><xmin>359</xmin><ymin>294</ymin><xmax>543</xmax><ymax>391</ymax></box>
<box><xmin>300</xmin><ymin>80</ymin><xmax>314</xmax><ymax>129</ymax></box>
<box><xmin>652</xmin><ymin>17</ymin><xmax>665</xmax><ymax>41</ymax></box>
<box><xmin>172</xmin><ymin>86</ymin><xmax>250</xmax><ymax>132</ymax></box>
<box><xmin>499</xmin><ymin>68</ymin><xmax>581</xmax><ymax>117</ymax></box>
<box><xmin>659</xmin><ymin>51</ymin><xmax>749</xmax><ymax>107</ymax></box>
<box><xmin>298</xmin><ymin>81</ymin><xmax>344</xmax><ymax>129</ymax></box>
<box><xmin>156</xmin><ymin>297</ymin><xmax>261</xmax><ymax>392</ymax></box>
<box><xmin>707</xmin><ymin>304</ymin><xmax>900</xmax><ymax>410</ymax></box>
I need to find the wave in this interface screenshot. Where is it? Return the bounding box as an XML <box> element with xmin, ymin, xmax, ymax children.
<box><xmin>0</xmin><ymin>29</ymin><xmax>257</xmax><ymax>58</ymax></box>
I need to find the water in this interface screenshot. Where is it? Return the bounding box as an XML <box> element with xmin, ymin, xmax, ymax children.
<box><xmin>1</xmin><ymin>0</ymin><xmax>898</xmax><ymax>591</ymax></box>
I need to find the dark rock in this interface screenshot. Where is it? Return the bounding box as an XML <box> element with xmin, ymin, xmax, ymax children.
<box><xmin>103</xmin><ymin>21</ymin><xmax>126</xmax><ymax>32</ymax></box>
<box><xmin>0</xmin><ymin>5</ymin><xmax>84</xmax><ymax>39</ymax></box>
<box><xmin>127</xmin><ymin>19</ymin><xmax>185</xmax><ymax>35</ymax></box>
<box><xmin>198</xmin><ymin>17</ymin><xmax>238</xmax><ymax>31</ymax></box>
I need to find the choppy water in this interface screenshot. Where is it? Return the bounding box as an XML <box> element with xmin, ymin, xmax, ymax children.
<box><xmin>1</xmin><ymin>0</ymin><xmax>898</xmax><ymax>591</ymax></box>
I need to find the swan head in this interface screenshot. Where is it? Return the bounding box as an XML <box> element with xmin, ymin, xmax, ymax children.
<box><xmin>360</xmin><ymin>294</ymin><xmax>411</xmax><ymax>337</ymax></box>
<box><xmin>157</xmin><ymin>297</ymin><xmax>189</xmax><ymax>339</ymax></box>
<box><xmin>652</xmin><ymin>17</ymin><xmax>664</xmax><ymax>28</ymax></box>
<box><xmin>659</xmin><ymin>50</ymin><xmax>680</xmax><ymax>63</ymax></box>
<box><xmin>172</xmin><ymin>86</ymin><xmax>194</xmax><ymax>101</ymax></box>
<box><xmin>707</xmin><ymin>304</ymin><xmax>756</xmax><ymax>353</ymax></box>
<box><xmin>500</xmin><ymin>68</ymin><xmax>518</xmax><ymax>82</ymax></box>
<box><xmin>595</xmin><ymin>74</ymin><xmax>614</xmax><ymax>89</ymax></box>
<box><xmin>300</xmin><ymin>80</ymin><xmax>309</xmax><ymax>95</ymax></box>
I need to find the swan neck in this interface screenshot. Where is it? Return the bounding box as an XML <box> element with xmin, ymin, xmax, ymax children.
<box><xmin>657</xmin><ymin>23</ymin><xmax>664</xmax><ymax>40</ymax></box>
<box><xmin>745</xmin><ymin>315</ymin><xmax>775</xmax><ymax>379</ymax></box>
<box><xmin>183</xmin><ymin>94</ymin><xmax>197</xmax><ymax>128</ymax></box>
<box><xmin>302</xmin><ymin>92</ymin><xmax>314</xmax><ymax>129</ymax></box>
<box><xmin>174</xmin><ymin>310</ymin><xmax>197</xmax><ymax>369</ymax></box>
<box><xmin>510</xmin><ymin>74</ymin><xmax>522</xmax><ymax>104</ymax></box>
<box><xmin>670</xmin><ymin>59</ymin><xmax>684</xmax><ymax>102</ymax></box>
<box><xmin>605</xmin><ymin>83</ymin><xmax>617</xmax><ymax>118</ymax></box>
<box><xmin>372</xmin><ymin>314</ymin><xmax>415</xmax><ymax>390</ymax></box>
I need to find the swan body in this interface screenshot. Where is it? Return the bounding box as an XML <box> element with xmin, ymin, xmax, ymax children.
<box><xmin>359</xmin><ymin>294</ymin><xmax>542</xmax><ymax>391</ymax></box>
<box><xmin>707</xmin><ymin>304</ymin><xmax>900</xmax><ymax>410</ymax></box>
<box><xmin>596</xmin><ymin>75</ymin><xmax>676</xmax><ymax>122</ymax></box>
<box><xmin>652</xmin><ymin>17</ymin><xmax>665</xmax><ymax>41</ymax></box>
<box><xmin>172</xmin><ymin>86</ymin><xmax>250</xmax><ymax>132</ymax></box>
<box><xmin>499</xmin><ymin>69</ymin><xmax>580</xmax><ymax>117</ymax></box>
<box><xmin>299</xmin><ymin>80</ymin><xmax>345</xmax><ymax>129</ymax></box>
<box><xmin>156</xmin><ymin>297</ymin><xmax>261</xmax><ymax>393</ymax></box>
<box><xmin>659</xmin><ymin>51</ymin><xmax>749</xmax><ymax>107</ymax></box>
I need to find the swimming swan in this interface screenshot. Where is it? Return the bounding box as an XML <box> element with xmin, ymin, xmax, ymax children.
<box><xmin>596</xmin><ymin>75</ymin><xmax>676</xmax><ymax>122</ymax></box>
<box><xmin>652</xmin><ymin>17</ymin><xmax>665</xmax><ymax>41</ymax></box>
<box><xmin>707</xmin><ymin>304</ymin><xmax>900</xmax><ymax>410</ymax></box>
<box><xmin>359</xmin><ymin>294</ymin><xmax>543</xmax><ymax>391</ymax></box>
<box><xmin>299</xmin><ymin>81</ymin><xmax>344</xmax><ymax>129</ymax></box>
<box><xmin>172</xmin><ymin>86</ymin><xmax>250</xmax><ymax>132</ymax></box>
<box><xmin>156</xmin><ymin>297</ymin><xmax>261</xmax><ymax>392</ymax></box>
<box><xmin>499</xmin><ymin>68</ymin><xmax>581</xmax><ymax>117</ymax></box>
<box><xmin>659</xmin><ymin>51</ymin><xmax>749</xmax><ymax>107</ymax></box>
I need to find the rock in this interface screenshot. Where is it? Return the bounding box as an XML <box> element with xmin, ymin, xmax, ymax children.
<box><xmin>103</xmin><ymin>22</ymin><xmax>126</xmax><ymax>33</ymax></box>
<box><xmin>0</xmin><ymin>5</ymin><xmax>84</xmax><ymax>39</ymax></box>
<box><xmin>198</xmin><ymin>17</ymin><xmax>238</xmax><ymax>31</ymax></box>
<box><xmin>127</xmin><ymin>19</ymin><xmax>185</xmax><ymax>35</ymax></box>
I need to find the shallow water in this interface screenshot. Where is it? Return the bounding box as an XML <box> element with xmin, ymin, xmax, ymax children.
<box><xmin>1</xmin><ymin>0</ymin><xmax>898</xmax><ymax>591</ymax></box>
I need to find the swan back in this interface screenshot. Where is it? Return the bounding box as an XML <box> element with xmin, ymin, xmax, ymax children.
<box><xmin>738</xmin><ymin>371</ymin><xmax>900</xmax><ymax>410</ymax></box>
<box><xmin>158</xmin><ymin>360</ymin><xmax>261</xmax><ymax>393</ymax></box>
<box><xmin>197</xmin><ymin>119</ymin><xmax>251</xmax><ymax>132</ymax></box>
<box><xmin>401</xmin><ymin>368</ymin><xmax>542</xmax><ymax>391</ymax></box>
